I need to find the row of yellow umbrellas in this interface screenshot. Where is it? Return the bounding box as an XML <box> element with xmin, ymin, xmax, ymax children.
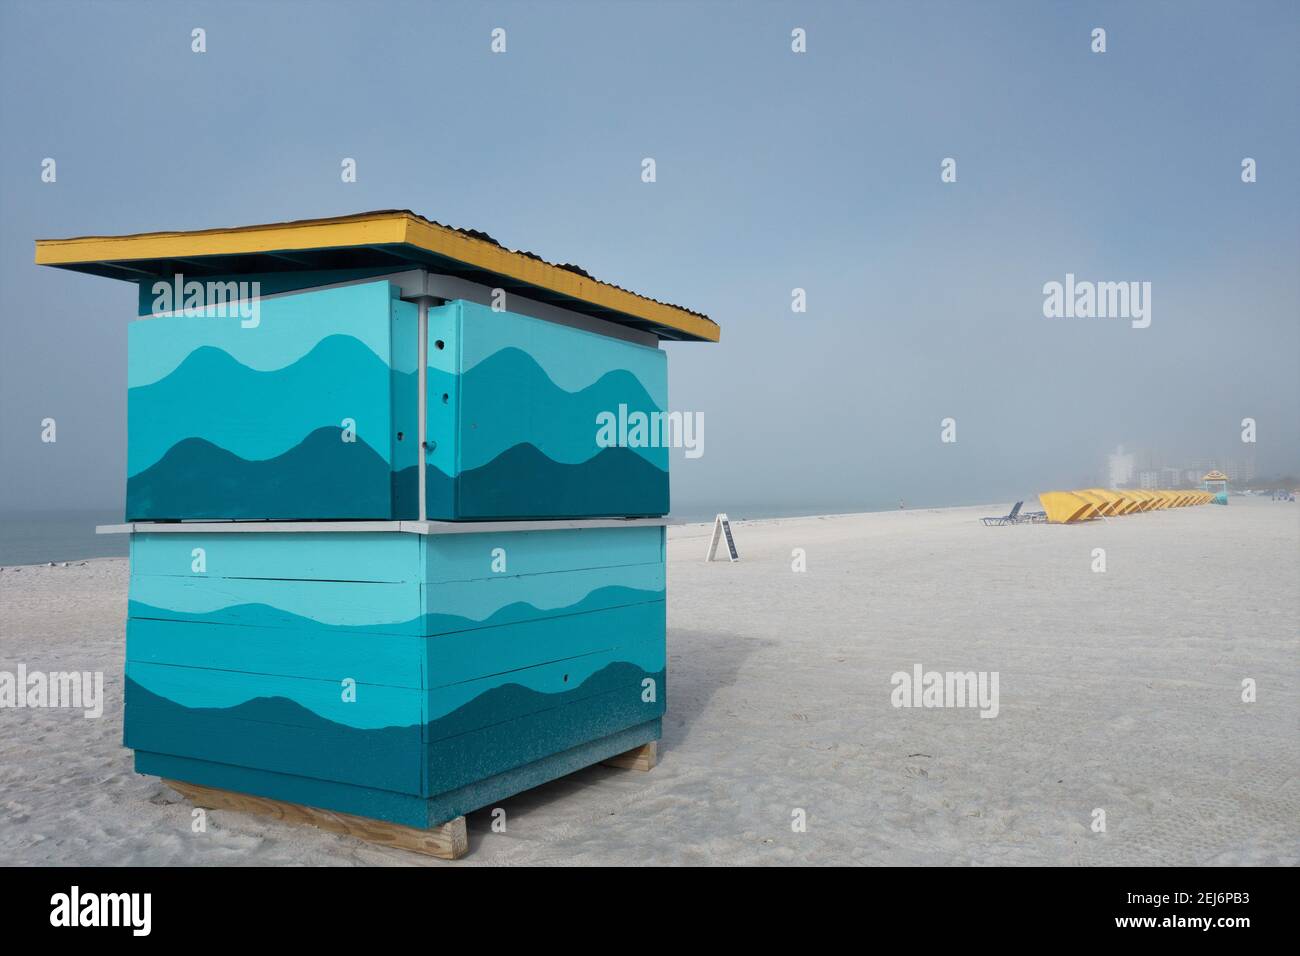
<box><xmin>1038</xmin><ymin>488</ymin><xmax>1214</xmax><ymax>524</ymax></box>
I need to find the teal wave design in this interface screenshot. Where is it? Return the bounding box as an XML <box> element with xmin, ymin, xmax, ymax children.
<box><xmin>426</xmin><ymin>663</ymin><xmax>665</xmax><ymax>795</ymax></box>
<box><xmin>128</xmin><ymin>280</ymin><xmax>395</xmax><ymax>387</ymax></box>
<box><xmin>128</xmin><ymin>584</ymin><xmax>665</xmax><ymax>636</ymax></box>
<box><xmin>128</xmin><ymin>334</ymin><xmax>398</xmax><ymax>474</ymax></box>
<box><xmin>125</xmin><ymin>426</ymin><xmax>393</xmax><ymax>520</ymax></box>
<box><xmin>447</xmin><ymin>443</ymin><xmax>669</xmax><ymax>518</ymax></box>
<box><xmin>392</xmin><ymin>462</ymin><xmax>418</xmax><ymax>518</ymax></box>
<box><xmin>129</xmin><ymin>339</ymin><xmax>667</xmax><ymax>505</ymax></box>
<box><xmin>456</xmin><ymin>347</ymin><xmax>667</xmax><ymax>470</ymax></box>
<box><xmin>125</xmin><ymin>676</ymin><xmax>422</xmax><ymax>793</ymax></box>
<box><xmin>458</xmin><ymin>300</ymin><xmax>667</xmax><ymax>404</ymax></box>
<box><xmin>124</xmin><ymin>662</ymin><xmax>666</xmax><ymax>796</ymax></box>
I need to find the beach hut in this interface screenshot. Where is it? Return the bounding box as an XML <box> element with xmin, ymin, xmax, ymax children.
<box><xmin>36</xmin><ymin>211</ymin><xmax>719</xmax><ymax>857</ymax></box>
<box><xmin>1203</xmin><ymin>470</ymin><xmax>1229</xmax><ymax>495</ymax></box>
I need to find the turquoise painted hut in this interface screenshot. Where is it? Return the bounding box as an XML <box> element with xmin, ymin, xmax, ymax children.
<box><xmin>36</xmin><ymin>212</ymin><xmax>718</xmax><ymax>852</ymax></box>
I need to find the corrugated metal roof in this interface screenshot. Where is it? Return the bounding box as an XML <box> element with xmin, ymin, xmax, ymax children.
<box><xmin>34</xmin><ymin>210</ymin><xmax>719</xmax><ymax>342</ymax></box>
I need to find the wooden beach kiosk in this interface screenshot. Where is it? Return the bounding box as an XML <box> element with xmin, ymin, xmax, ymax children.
<box><xmin>1203</xmin><ymin>469</ymin><xmax>1229</xmax><ymax>505</ymax></box>
<box><xmin>1203</xmin><ymin>470</ymin><xmax>1228</xmax><ymax>494</ymax></box>
<box><xmin>35</xmin><ymin>212</ymin><xmax>719</xmax><ymax>857</ymax></box>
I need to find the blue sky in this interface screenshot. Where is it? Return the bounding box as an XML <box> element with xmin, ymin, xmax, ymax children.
<box><xmin>2</xmin><ymin>0</ymin><xmax>1297</xmax><ymax>515</ymax></box>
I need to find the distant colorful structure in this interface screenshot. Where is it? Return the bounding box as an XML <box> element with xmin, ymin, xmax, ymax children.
<box><xmin>1202</xmin><ymin>470</ymin><xmax>1229</xmax><ymax>504</ymax></box>
<box><xmin>36</xmin><ymin>211</ymin><xmax>719</xmax><ymax>856</ymax></box>
<box><xmin>1037</xmin><ymin>488</ymin><xmax>1213</xmax><ymax>523</ymax></box>
<box><xmin>1203</xmin><ymin>470</ymin><xmax>1228</xmax><ymax>494</ymax></box>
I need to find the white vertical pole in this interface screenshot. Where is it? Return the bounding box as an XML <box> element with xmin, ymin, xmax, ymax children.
<box><xmin>417</xmin><ymin>299</ymin><xmax>428</xmax><ymax>521</ymax></box>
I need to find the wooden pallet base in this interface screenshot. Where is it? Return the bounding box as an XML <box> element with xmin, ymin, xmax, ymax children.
<box><xmin>600</xmin><ymin>740</ymin><xmax>657</xmax><ymax>772</ymax></box>
<box><xmin>165</xmin><ymin>779</ymin><xmax>468</xmax><ymax>860</ymax></box>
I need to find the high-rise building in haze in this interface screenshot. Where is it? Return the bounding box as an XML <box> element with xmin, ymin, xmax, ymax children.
<box><xmin>1108</xmin><ymin>445</ymin><xmax>1136</xmax><ymax>488</ymax></box>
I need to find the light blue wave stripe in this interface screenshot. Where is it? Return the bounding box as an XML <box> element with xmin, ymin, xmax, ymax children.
<box><xmin>127</xmin><ymin>617</ymin><xmax>424</xmax><ymax>687</ymax></box>
<box><xmin>456</xmin><ymin>300</ymin><xmax>667</xmax><ymax>407</ymax></box>
<box><xmin>130</xmin><ymin>578</ymin><xmax>419</xmax><ymax>628</ymax></box>
<box><xmin>130</xmin><ymin>565</ymin><xmax>661</xmax><ymax>626</ymax></box>
<box><xmin>126</xmin><ymin>661</ymin><xmax>421</xmax><ymax>730</ymax></box>
<box><xmin>423</xmin><ymin>526</ymin><xmax>661</xmax><ymax>580</ymax></box>
<box><xmin>128</xmin><ymin>282</ymin><xmax>395</xmax><ymax>387</ymax></box>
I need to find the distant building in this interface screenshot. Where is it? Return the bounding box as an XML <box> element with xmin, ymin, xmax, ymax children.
<box><xmin>1138</xmin><ymin>469</ymin><xmax>1160</xmax><ymax>490</ymax></box>
<box><xmin>1161</xmin><ymin>467</ymin><xmax>1182</xmax><ymax>488</ymax></box>
<box><xmin>1108</xmin><ymin>446</ymin><xmax>1135</xmax><ymax>488</ymax></box>
<box><xmin>1222</xmin><ymin>456</ymin><xmax>1256</xmax><ymax>484</ymax></box>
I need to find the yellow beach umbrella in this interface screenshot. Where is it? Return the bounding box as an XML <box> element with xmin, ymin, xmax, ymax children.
<box><xmin>1114</xmin><ymin>491</ymin><xmax>1143</xmax><ymax>514</ymax></box>
<box><xmin>1072</xmin><ymin>490</ymin><xmax>1110</xmax><ymax>520</ymax></box>
<box><xmin>1038</xmin><ymin>491</ymin><xmax>1094</xmax><ymax>523</ymax></box>
<box><xmin>1076</xmin><ymin>489</ymin><xmax>1118</xmax><ymax>516</ymax></box>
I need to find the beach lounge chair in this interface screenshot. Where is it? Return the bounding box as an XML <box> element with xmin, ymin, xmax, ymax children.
<box><xmin>982</xmin><ymin>501</ymin><xmax>1023</xmax><ymax>526</ymax></box>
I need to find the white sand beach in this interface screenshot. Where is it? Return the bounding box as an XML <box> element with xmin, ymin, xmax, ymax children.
<box><xmin>1</xmin><ymin>498</ymin><xmax>1296</xmax><ymax>866</ymax></box>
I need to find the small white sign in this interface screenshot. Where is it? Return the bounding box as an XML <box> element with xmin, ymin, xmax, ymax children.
<box><xmin>706</xmin><ymin>513</ymin><xmax>739</xmax><ymax>562</ymax></box>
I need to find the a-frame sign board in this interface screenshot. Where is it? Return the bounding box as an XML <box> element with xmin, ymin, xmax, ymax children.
<box><xmin>706</xmin><ymin>513</ymin><xmax>739</xmax><ymax>562</ymax></box>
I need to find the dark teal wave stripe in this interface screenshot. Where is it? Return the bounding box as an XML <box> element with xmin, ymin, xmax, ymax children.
<box><xmin>427</xmin><ymin>664</ymin><xmax>665</xmax><ymax>794</ymax></box>
<box><xmin>123</xmin><ymin>662</ymin><xmax>665</xmax><ymax>800</ymax></box>
<box><xmin>465</xmin><ymin>345</ymin><xmax>663</xmax><ymax>406</ymax></box>
<box><xmin>124</xmin><ymin>677</ymin><xmax>423</xmax><ymax>793</ymax></box>
<box><xmin>134</xmin><ymin>750</ymin><xmax>433</xmax><ymax>827</ymax></box>
<box><xmin>127</xmin><ymin>585</ymin><xmax>665</xmax><ymax>636</ymax></box>
<box><xmin>391</xmin><ymin>464</ymin><xmax>419</xmax><ymax>518</ymax></box>
<box><xmin>134</xmin><ymin>715</ymin><xmax>661</xmax><ymax>829</ymax></box>
<box><xmin>451</xmin><ymin>443</ymin><xmax>669</xmax><ymax>518</ymax></box>
<box><xmin>125</xmin><ymin>426</ymin><xmax>393</xmax><ymax>520</ymax></box>
<box><xmin>457</xmin><ymin>346</ymin><xmax>667</xmax><ymax>470</ymax></box>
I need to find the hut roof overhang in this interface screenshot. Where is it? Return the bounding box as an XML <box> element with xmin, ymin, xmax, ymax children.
<box><xmin>34</xmin><ymin>210</ymin><xmax>719</xmax><ymax>343</ymax></box>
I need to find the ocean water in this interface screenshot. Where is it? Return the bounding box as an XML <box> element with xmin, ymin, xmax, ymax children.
<box><xmin>0</xmin><ymin>510</ymin><xmax>129</xmax><ymax>566</ymax></box>
<box><xmin>0</xmin><ymin>500</ymin><xmax>920</xmax><ymax>565</ymax></box>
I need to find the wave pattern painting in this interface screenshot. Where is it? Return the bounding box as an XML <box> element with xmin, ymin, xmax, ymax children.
<box><xmin>126</xmin><ymin>593</ymin><xmax>667</xmax><ymax>797</ymax></box>
<box><xmin>426</xmin><ymin>300</ymin><xmax>671</xmax><ymax>519</ymax></box>
<box><xmin>126</xmin><ymin>281</ymin><xmax>405</xmax><ymax>520</ymax></box>
<box><xmin>126</xmin><ymin>285</ymin><xmax>670</xmax><ymax>520</ymax></box>
<box><xmin>127</xmin><ymin>426</ymin><xmax>395</xmax><ymax>520</ymax></box>
<box><xmin>122</xmin><ymin>528</ymin><xmax>667</xmax><ymax>826</ymax></box>
<box><xmin>125</xmin><ymin>662</ymin><xmax>666</xmax><ymax>798</ymax></box>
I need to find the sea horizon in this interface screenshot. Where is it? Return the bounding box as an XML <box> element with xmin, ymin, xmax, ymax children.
<box><xmin>0</xmin><ymin>496</ymin><xmax>1016</xmax><ymax>566</ymax></box>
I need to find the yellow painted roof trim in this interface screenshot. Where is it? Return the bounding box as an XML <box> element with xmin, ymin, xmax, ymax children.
<box><xmin>35</xmin><ymin>211</ymin><xmax>720</xmax><ymax>343</ymax></box>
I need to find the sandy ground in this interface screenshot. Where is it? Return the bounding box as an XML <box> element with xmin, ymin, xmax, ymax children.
<box><xmin>1</xmin><ymin>498</ymin><xmax>1296</xmax><ymax>866</ymax></box>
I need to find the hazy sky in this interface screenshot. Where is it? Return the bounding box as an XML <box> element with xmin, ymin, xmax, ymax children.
<box><xmin>2</xmin><ymin>0</ymin><xmax>1297</xmax><ymax>517</ymax></box>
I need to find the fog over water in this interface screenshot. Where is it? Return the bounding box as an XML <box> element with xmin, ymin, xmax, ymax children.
<box><xmin>2</xmin><ymin>2</ymin><xmax>1296</xmax><ymax>552</ymax></box>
